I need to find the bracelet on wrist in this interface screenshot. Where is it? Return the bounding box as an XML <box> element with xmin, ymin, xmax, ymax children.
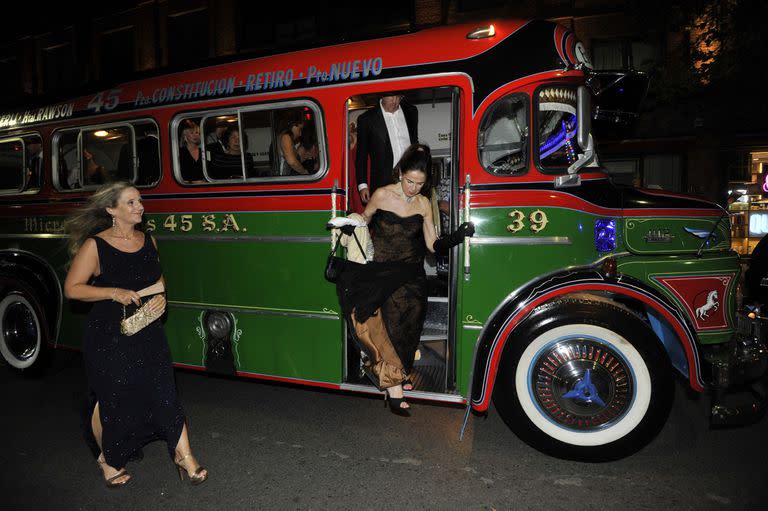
<box><xmin>111</xmin><ymin>288</ymin><xmax>117</xmax><ymax>302</ymax></box>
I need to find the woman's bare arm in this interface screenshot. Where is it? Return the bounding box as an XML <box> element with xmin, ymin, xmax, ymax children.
<box><xmin>280</xmin><ymin>133</ymin><xmax>308</xmax><ymax>174</ymax></box>
<box><xmin>421</xmin><ymin>197</ymin><xmax>438</xmax><ymax>252</ymax></box>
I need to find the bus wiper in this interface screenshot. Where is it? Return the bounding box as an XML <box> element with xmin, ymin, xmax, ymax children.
<box><xmin>696</xmin><ymin>206</ymin><xmax>728</xmax><ymax>258</ymax></box>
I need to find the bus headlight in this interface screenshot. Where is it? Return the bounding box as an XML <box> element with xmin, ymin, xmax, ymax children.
<box><xmin>594</xmin><ymin>218</ymin><xmax>616</xmax><ymax>252</ymax></box>
<box><xmin>205</xmin><ymin>310</ymin><xmax>232</xmax><ymax>340</ymax></box>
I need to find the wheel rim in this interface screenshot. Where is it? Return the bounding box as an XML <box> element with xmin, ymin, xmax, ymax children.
<box><xmin>530</xmin><ymin>338</ymin><xmax>634</xmax><ymax>431</ymax></box>
<box><xmin>515</xmin><ymin>324</ymin><xmax>652</xmax><ymax>447</ymax></box>
<box><xmin>0</xmin><ymin>295</ymin><xmax>41</xmax><ymax>368</ymax></box>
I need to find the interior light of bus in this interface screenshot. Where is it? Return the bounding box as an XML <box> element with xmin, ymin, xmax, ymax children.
<box><xmin>594</xmin><ymin>219</ymin><xmax>616</xmax><ymax>252</ymax></box>
<box><xmin>467</xmin><ymin>25</ymin><xmax>495</xmax><ymax>39</ymax></box>
<box><xmin>93</xmin><ymin>130</ymin><xmax>109</xmax><ymax>137</ymax></box>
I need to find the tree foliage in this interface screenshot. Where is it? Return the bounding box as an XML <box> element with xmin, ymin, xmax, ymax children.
<box><xmin>627</xmin><ymin>0</ymin><xmax>768</xmax><ymax>102</ymax></box>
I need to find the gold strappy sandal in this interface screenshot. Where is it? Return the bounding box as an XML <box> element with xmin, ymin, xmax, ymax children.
<box><xmin>174</xmin><ymin>453</ymin><xmax>208</xmax><ymax>486</ymax></box>
<box><xmin>97</xmin><ymin>454</ymin><xmax>130</xmax><ymax>488</ymax></box>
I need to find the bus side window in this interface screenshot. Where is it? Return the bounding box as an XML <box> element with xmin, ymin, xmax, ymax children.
<box><xmin>120</xmin><ymin>121</ymin><xmax>160</xmax><ymax>186</ymax></box>
<box><xmin>240</xmin><ymin>110</ymin><xmax>273</xmax><ymax>177</ymax></box>
<box><xmin>82</xmin><ymin>127</ymin><xmax>133</xmax><ymax>187</ymax></box>
<box><xmin>55</xmin><ymin>131</ymin><xmax>80</xmax><ymax>190</ymax></box>
<box><xmin>173</xmin><ymin>102</ymin><xmax>323</xmax><ymax>184</ymax></box>
<box><xmin>0</xmin><ymin>139</ymin><xmax>24</xmax><ymax>192</ymax></box>
<box><xmin>23</xmin><ymin>135</ymin><xmax>42</xmax><ymax>191</ymax></box>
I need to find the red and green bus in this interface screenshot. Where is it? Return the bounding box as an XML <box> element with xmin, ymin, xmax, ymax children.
<box><xmin>1</xmin><ymin>18</ymin><xmax>764</xmax><ymax>460</ymax></box>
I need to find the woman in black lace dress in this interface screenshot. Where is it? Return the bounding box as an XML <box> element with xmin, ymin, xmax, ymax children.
<box><xmin>336</xmin><ymin>144</ymin><xmax>473</xmax><ymax>414</ymax></box>
<box><xmin>64</xmin><ymin>182</ymin><xmax>208</xmax><ymax>487</ymax></box>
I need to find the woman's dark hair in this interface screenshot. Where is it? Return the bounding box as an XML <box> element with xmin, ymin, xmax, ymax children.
<box><xmin>278</xmin><ymin>109</ymin><xmax>304</xmax><ymax>136</ymax></box>
<box><xmin>393</xmin><ymin>143</ymin><xmax>433</xmax><ymax>197</ymax></box>
<box><xmin>221</xmin><ymin>126</ymin><xmax>239</xmax><ymax>150</ymax></box>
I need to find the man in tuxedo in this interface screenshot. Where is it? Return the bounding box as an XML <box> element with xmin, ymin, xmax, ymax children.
<box><xmin>355</xmin><ymin>94</ymin><xmax>418</xmax><ymax>203</ymax></box>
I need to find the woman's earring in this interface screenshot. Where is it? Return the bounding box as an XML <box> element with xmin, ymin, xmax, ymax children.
<box><xmin>112</xmin><ymin>216</ymin><xmax>116</xmax><ymax>227</ymax></box>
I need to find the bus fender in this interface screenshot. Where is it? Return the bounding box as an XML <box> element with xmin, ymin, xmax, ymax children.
<box><xmin>467</xmin><ymin>268</ymin><xmax>702</xmax><ymax>413</ymax></box>
<box><xmin>0</xmin><ymin>249</ymin><xmax>62</xmax><ymax>345</ymax></box>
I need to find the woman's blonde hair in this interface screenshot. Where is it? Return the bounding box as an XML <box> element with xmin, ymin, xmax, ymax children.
<box><xmin>64</xmin><ymin>181</ymin><xmax>138</xmax><ymax>258</ymax></box>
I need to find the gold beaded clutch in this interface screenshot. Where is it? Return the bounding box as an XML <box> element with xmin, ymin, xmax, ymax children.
<box><xmin>119</xmin><ymin>280</ymin><xmax>165</xmax><ymax>336</ymax></box>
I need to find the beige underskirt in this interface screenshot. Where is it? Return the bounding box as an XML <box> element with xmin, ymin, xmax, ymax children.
<box><xmin>351</xmin><ymin>308</ymin><xmax>408</xmax><ymax>390</ymax></box>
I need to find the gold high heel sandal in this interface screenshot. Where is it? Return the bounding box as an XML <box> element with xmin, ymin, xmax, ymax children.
<box><xmin>97</xmin><ymin>454</ymin><xmax>130</xmax><ymax>488</ymax></box>
<box><xmin>175</xmin><ymin>453</ymin><xmax>208</xmax><ymax>486</ymax></box>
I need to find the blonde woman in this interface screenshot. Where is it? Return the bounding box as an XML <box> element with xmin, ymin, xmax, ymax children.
<box><xmin>64</xmin><ymin>182</ymin><xmax>208</xmax><ymax>487</ymax></box>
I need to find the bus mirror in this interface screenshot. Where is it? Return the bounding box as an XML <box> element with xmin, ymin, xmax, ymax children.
<box><xmin>577</xmin><ymin>85</ymin><xmax>591</xmax><ymax>151</ymax></box>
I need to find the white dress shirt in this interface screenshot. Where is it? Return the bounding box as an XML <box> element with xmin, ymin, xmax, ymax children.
<box><xmin>381</xmin><ymin>101</ymin><xmax>411</xmax><ymax>167</ymax></box>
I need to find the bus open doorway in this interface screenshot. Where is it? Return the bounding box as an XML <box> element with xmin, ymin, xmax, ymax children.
<box><xmin>342</xmin><ymin>86</ymin><xmax>459</xmax><ymax>396</ymax></box>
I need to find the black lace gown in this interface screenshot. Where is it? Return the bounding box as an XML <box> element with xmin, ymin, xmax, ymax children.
<box><xmin>82</xmin><ymin>235</ymin><xmax>185</xmax><ymax>469</ymax></box>
<box><xmin>337</xmin><ymin>210</ymin><xmax>428</xmax><ymax>379</ymax></box>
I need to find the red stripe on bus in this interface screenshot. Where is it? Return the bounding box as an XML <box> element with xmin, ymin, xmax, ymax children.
<box><xmin>235</xmin><ymin>371</ymin><xmax>340</xmax><ymax>389</ymax></box>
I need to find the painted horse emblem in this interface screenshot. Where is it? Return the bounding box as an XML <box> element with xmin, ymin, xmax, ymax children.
<box><xmin>695</xmin><ymin>290</ymin><xmax>719</xmax><ymax>320</ymax></box>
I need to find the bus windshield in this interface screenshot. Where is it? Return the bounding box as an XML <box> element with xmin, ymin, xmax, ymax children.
<box><xmin>537</xmin><ymin>86</ymin><xmax>583</xmax><ymax>172</ymax></box>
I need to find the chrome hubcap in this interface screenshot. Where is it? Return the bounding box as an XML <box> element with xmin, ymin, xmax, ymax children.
<box><xmin>2</xmin><ymin>300</ymin><xmax>39</xmax><ymax>362</ymax></box>
<box><xmin>531</xmin><ymin>339</ymin><xmax>633</xmax><ymax>430</ymax></box>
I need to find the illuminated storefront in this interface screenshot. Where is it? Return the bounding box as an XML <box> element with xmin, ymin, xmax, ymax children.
<box><xmin>729</xmin><ymin>151</ymin><xmax>768</xmax><ymax>255</ymax></box>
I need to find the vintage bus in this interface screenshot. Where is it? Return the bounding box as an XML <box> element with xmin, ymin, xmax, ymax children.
<box><xmin>0</xmin><ymin>19</ymin><xmax>764</xmax><ymax>461</ymax></box>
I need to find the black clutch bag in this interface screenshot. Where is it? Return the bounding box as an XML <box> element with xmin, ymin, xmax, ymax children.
<box><xmin>324</xmin><ymin>229</ymin><xmax>365</xmax><ymax>283</ymax></box>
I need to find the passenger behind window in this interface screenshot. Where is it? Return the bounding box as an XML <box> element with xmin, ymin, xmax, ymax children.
<box><xmin>276</xmin><ymin>111</ymin><xmax>308</xmax><ymax>176</ymax></box>
<box><xmin>179</xmin><ymin>119</ymin><xmax>204</xmax><ymax>183</ymax></box>
<box><xmin>297</xmin><ymin>126</ymin><xmax>319</xmax><ymax>173</ymax></box>
<box><xmin>117</xmin><ymin>126</ymin><xmax>160</xmax><ymax>186</ymax></box>
<box><xmin>25</xmin><ymin>139</ymin><xmax>43</xmax><ymax>190</ymax></box>
<box><xmin>208</xmin><ymin>126</ymin><xmax>252</xmax><ymax>180</ymax></box>
<box><xmin>206</xmin><ymin>120</ymin><xmax>228</xmax><ymax>154</ymax></box>
<box><xmin>59</xmin><ymin>148</ymin><xmax>76</xmax><ymax>189</ymax></box>
<box><xmin>83</xmin><ymin>149</ymin><xmax>110</xmax><ymax>186</ymax></box>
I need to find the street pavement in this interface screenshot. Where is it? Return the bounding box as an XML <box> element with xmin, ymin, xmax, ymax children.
<box><xmin>1</xmin><ymin>350</ymin><xmax>766</xmax><ymax>511</ymax></box>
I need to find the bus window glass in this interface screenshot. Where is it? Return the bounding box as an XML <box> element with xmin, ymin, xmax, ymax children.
<box><xmin>175</xmin><ymin>103</ymin><xmax>323</xmax><ymax>184</ymax></box>
<box><xmin>0</xmin><ymin>139</ymin><xmax>24</xmax><ymax>192</ymax></box>
<box><xmin>82</xmin><ymin>126</ymin><xmax>133</xmax><ymax>186</ymax></box>
<box><xmin>205</xmin><ymin>116</ymin><xmax>247</xmax><ymax>180</ymax></box>
<box><xmin>56</xmin><ymin>131</ymin><xmax>80</xmax><ymax>190</ymax></box>
<box><xmin>478</xmin><ymin>94</ymin><xmax>528</xmax><ymax>176</ymax></box>
<box><xmin>537</xmin><ymin>86</ymin><xmax>582</xmax><ymax>171</ymax></box>
<box><xmin>23</xmin><ymin>135</ymin><xmax>42</xmax><ymax>192</ymax></box>
<box><xmin>240</xmin><ymin>109</ymin><xmax>274</xmax><ymax>177</ymax></box>
<box><xmin>271</xmin><ymin>107</ymin><xmax>319</xmax><ymax>177</ymax></box>
<box><xmin>118</xmin><ymin>121</ymin><xmax>160</xmax><ymax>187</ymax></box>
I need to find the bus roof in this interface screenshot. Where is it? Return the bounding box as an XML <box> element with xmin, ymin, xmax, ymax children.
<box><xmin>0</xmin><ymin>18</ymin><xmax>587</xmax><ymax>131</ymax></box>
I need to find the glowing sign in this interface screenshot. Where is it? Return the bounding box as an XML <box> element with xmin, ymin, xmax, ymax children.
<box><xmin>749</xmin><ymin>212</ymin><xmax>768</xmax><ymax>236</ymax></box>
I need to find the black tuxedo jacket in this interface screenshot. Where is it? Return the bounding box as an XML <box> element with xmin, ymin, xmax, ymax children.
<box><xmin>355</xmin><ymin>101</ymin><xmax>418</xmax><ymax>193</ymax></box>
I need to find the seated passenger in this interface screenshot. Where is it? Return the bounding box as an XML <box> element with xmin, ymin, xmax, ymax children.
<box><xmin>206</xmin><ymin>121</ymin><xmax>228</xmax><ymax>154</ymax></box>
<box><xmin>83</xmin><ymin>149</ymin><xmax>110</xmax><ymax>186</ymax></box>
<box><xmin>179</xmin><ymin>119</ymin><xmax>204</xmax><ymax>183</ymax></box>
<box><xmin>297</xmin><ymin>128</ymin><xmax>319</xmax><ymax>173</ymax></box>
<box><xmin>25</xmin><ymin>140</ymin><xmax>43</xmax><ymax>190</ymax></box>
<box><xmin>277</xmin><ymin>112</ymin><xmax>308</xmax><ymax>176</ymax></box>
<box><xmin>209</xmin><ymin>126</ymin><xmax>253</xmax><ymax>179</ymax></box>
<box><xmin>116</xmin><ymin>127</ymin><xmax>159</xmax><ymax>185</ymax></box>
